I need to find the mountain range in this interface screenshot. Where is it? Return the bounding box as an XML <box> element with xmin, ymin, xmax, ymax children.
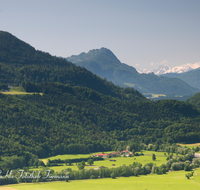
<box><xmin>162</xmin><ymin>68</ymin><xmax>200</xmax><ymax>90</ymax></box>
<box><xmin>66</xmin><ymin>48</ymin><xmax>199</xmax><ymax>96</ymax></box>
<box><xmin>137</xmin><ymin>62</ymin><xmax>200</xmax><ymax>75</ymax></box>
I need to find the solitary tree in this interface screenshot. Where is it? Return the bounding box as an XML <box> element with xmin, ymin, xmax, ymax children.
<box><xmin>87</xmin><ymin>159</ymin><xmax>94</xmax><ymax>166</ymax></box>
<box><xmin>65</xmin><ymin>159</ymin><xmax>71</xmax><ymax>166</ymax></box>
<box><xmin>77</xmin><ymin>163</ymin><xmax>85</xmax><ymax>170</ymax></box>
<box><xmin>81</xmin><ymin>161</ymin><xmax>85</xmax><ymax>166</ymax></box>
<box><xmin>152</xmin><ymin>154</ymin><xmax>156</xmax><ymax>161</ymax></box>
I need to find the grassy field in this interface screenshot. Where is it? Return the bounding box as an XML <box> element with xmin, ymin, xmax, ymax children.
<box><xmin>177</xmin><ymin>143</ymin><xmax>200</xmax><ymax>148</ymax></box>
<box><xmin>5</xmin><ymin>170</ymin><xmax>200</xmax><ymax>190</ymax></box>
<box><xmin>9</xmin><ymin>86</ymin><xmax>26</xmax><ymax>92</ymax></box>
<box><xmin>37</xmin><ymin>151</ymin><xmax>170</xmax><ymax>172</ymax></box>
<box><xmin>192</xmin><ymin>168</ymin><xmax>200</xmax><ymax>185</ymax></box>
<box><xmin>143</xmin><ymin>93</ymin><xmax>166</xmax><ymax>98</ymax></box>
<box><xmin>1</xmin><ymin>86</ymin><xmax>43</xmax><ymax>95</ymax></box>
<box><xmin>41</xmin><ymin>151</ymin><xmax>116</xmax><ymax>164</ymax></box>
<box><xmin>2</xmin><ymin>91</ymin><xmax>35</xmax><ymax>95</ymax></box>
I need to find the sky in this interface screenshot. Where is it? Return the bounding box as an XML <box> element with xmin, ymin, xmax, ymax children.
<box><xmin>0</xmin><ymin>0</ymin><xmax>200</xmax><ymax>71</ymax></box>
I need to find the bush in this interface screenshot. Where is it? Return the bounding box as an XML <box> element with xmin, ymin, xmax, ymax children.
<box><xmin>185</xmin><ymin>171</ymin><xmax>194</xmax><ymax>179</ymax></box>
<box><xmin>90</xmin><ymin>175</ymin><xmax>96</xmax><ymax>179</ymax></box>
<box><xmin>184</xmin><ymin>163</ymin><xmax>192</xmax><ymax>171</ymax></box>
<box><xmin>87</xmin><ymin>158</ymin><xmax>94</xmax><ymax>166</ymax></box>
<box><xmin>111</xmin><ymin>172</ymin><xmax>116</xmax><ymax>179</ymax></box>
<box><xmin>77</xmin><ymin>163</ymin><xmax>85</xmax><ymax>170</ymax></box>
<box><xmin>151</xmin><ymin>165</ymin><xmax>159</xmax><ymax>173</ymax></box>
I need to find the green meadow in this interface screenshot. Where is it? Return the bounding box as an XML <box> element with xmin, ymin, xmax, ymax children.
<box><xmin>192</xmin><ymin>168</ymin><xmax>200</xmax><ymax>184</ymax></box>
<box><xmin>6</xmin><ymin>169</ymin><xmax>200</xmax><ymax>190</ymax></box>
<box><xmin>177</xmin><ymin>143</ymin><xmax>200</xmax><ymax>148</ymax></box>
<box><xmin>41</xmin><ymin>151</ymin><xmax>116</xmax><ymax>164</ymax></box>
<box><xmin>36</xmin><ymin>151</ymin><xmax>171</xmax><ymax>172</ymax></box>
<box><xmin>1</xmin><ymin>86</ymin><xmax>43</xmax><ymax>95</ymax></box>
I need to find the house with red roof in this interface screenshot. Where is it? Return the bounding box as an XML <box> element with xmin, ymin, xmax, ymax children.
<box><xmin>94</xmin><ymin>153</ymin><xmax>109</xmax><ymax>158</ymax></box>
<box><xmin>110</xmin><ymin>152</ymin><xmax>117</xmax><ymax>157</ymax></box>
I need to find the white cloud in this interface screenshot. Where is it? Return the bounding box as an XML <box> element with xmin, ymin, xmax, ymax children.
<box><xmin>150</xmin><ymin>62</ymin><xmax>154</xmax><ymax>66</ymax></box>
<box><xmin>136</xmin><ymin>63</ymin><xmax>139</xmax><ymax>66</ymax></box>
<box><xmin>160</xmin><ymin>60</ymin><xmax>168</xmax><ymax>65</ymax></box>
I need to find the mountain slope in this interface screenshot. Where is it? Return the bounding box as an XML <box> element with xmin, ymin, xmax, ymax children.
<box><xmin>67</xmin><ymin>48</ymin><xmax>138</xmax><ymax>85</ymax></box>
<box><xmin>1</xmin><ymin>31</ymin><xmax>200</xmax><ymax>160</ymax></box>
<box><xmin>0</xmin><ymin>31</ymin><xmax>72</xmax><ymax>68</ymax></box>
<box><xmin>163</xmin><ymin>68</ymin><xmax>200</xmax><ymax>89</ymax></box>
<box><xmin>0</xmin><ymin>31</ymin><xmax>145</xmax><ymax>102</ymax></box>
<box><xmin>66</xmin><ymin>48</ymin><xmax>199</xmax><ymax>95</ymax></box>
<box><xmin>1</xmin><ymin>82</ymin><xmax>200</xmax><ymax>158</ymax></box>
<box><xmin>186</xmin><ymin>92</ymin><xmax>200</xmax><ymax>109</ymax></box>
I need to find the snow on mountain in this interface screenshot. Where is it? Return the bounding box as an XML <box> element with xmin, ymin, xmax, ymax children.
<box><xmin>136</xmin><ymin>68</ymin><xmax>151</xmax><ymax>74</ymax></box>
<box><xmin>137</xmin><ymin>62</ymin><xmax>200</xmax><ymax>75</ymax></box>
<box><xmin>154</xmin><ymin>62</ymin><xmax>200</xmax><ymax>75</ymax></box>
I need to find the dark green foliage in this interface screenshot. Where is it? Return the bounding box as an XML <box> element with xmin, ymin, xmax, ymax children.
<box><xmin>87</xmin><ymin>158</ymin><xmax>94</xmax><ymax>165</ymax></box>
<box><xmin>166</xmin><ymin>150</ymin><xmax>195</xmax><ymax>171</ymax></box>
<box><xmin>0</xmin><ymin>31</ymin><xmax>72</xmax><ymax>68</ymax></box>
<box><xmin>0</xmin><ymin>82</ymin><xmax>200</xmax><ymax>159</ymax></box>
<box><xmin>184</xmin><ymin>163</ymin><xmax>192</xmax><ymax>171</ymax></box>
<box><xmin>0</xmin><ymin>153</ymin><xmax>42</xmax><ymax>174</ymax></box>
<box><xmin>0</xmin><ymin>177</ymin><xmax>18</xmax><ymax>186</ymax></box>
<box><xmin>111</xmin><ymin>172</ymin><xmax>117</xmax><ymax>179</ymax></box>
<box><xmin>151</xmin><ymin>164</ymin><xmax>167</xmax><ymax>174</ymax></box>
<box><xmin>1</xmin><ymin>31</ymin><xmax>200</xmax><ymax>163</ymax></box>
<box><xmin>186</xmin><ymin>92</ymin><xmax>200</xmax><ymax>109</ymax></box>
<box><xmin>185</xmin><ymin>171</ymin><xmax>194</xmax><ymax>179</ymax></box>
<box><xmin>166</xmin><ymin>154</ymin><xmax>173</xmax><ymax>161</ymax></box>
<box><xmin>152</xmin><ymin>154</ymin><xmax>156</xmax><ymax>161</ymax></box>
<box><xmin>77</xmin><ymin>162</ymin><xmax>85</xmax><ymax>170</ymax></box>
<box><xmin>0</xmin><ymin>83</ymin><xmax>7</xmax><ymax>90</ymax></box>
<box><xmin>49</xmin><ymin>157</ymin><xmax>102</xmax><ymax>165</ymax></box>
<box><xmin>68</xmin><ymin>161</ymin><xmax>153</xmax><ymax>180</ymax></box>
<box><xmin>47</xmin><ymin>159</ymin><xmax>51</xmax><ymax>167</ymax></box>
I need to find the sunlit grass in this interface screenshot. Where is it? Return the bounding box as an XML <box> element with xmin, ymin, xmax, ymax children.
<box><xmin>1</xmin><ymin>86</ymin><xmax>43</xmax><ymax>95</ymax></box>
<box><xmin>177</xmin><ymin>143</ymin><xmax>200</xmax><ymax>148</ymax></box>
<box><xmin>37</xmin><ymin>151</ymin><xmax>171</xmax><ymax>172</ymax></box>
<box><xmin>7</xmin><ymin>170</ymin><xmax>200</xmax><ymax>190</ymax></box>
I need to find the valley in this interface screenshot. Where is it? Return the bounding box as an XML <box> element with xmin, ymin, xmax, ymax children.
<box><xmin>0</xmin><ymin>31</ymin><xmax>200</xmax><ymax>189</ymax></box>
<box><xmin>66</xmin><ymin>48</ymin><xmax>200</xmax><ymax>97</ymax></box>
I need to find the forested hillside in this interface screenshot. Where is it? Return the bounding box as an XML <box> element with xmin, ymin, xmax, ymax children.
<box><xmin>0</xmin><ymin>31</ymin><xmax>200</xmax><ymax>161</ymax></box>
<box><xmin>186</xmin><ymin>92</ymin><xmax>200</xmax><ymax>109</ymax></box>
<box><xmin>0</xmin><ymin>31</ymin><xmax>144</xmax><ymax>102</ymax></box>
<box><xmin>1</xmin><ymin>82</ymin><xmax>200</xmax><ymax>159</ymax></box>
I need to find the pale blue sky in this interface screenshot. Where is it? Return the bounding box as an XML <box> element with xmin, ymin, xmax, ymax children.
<box><xmin>0</xmin><ymin>0</ymin><xmax>200</xmax><ymax>70</ymax></box>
